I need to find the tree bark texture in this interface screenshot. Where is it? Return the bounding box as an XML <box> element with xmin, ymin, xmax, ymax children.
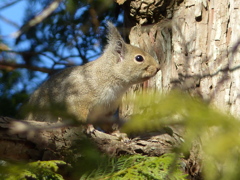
<box><xmin>0</xmin><ymin>117</ymin><xmax>182</xmax><ymax>161</ymax></box>
<box><xmin>121</xmin><ymin>0</ymin><xmax>239</xmax><ymax>178</ymax></box>
<box><xmin>125</xmin><ymin>0</ymin><xmax>240</xmax><ymax>118</ymax></box>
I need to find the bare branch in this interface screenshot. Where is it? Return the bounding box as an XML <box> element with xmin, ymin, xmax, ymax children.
<box><xmin>0</xmin><ymin>15</ymin><xmax>19</xmax><ymax>29</ymax></box>
<box><xmin>0</xmin><ymin>49</ymin><xmax>81</xmax><ymax>72</ymax></box>
<box><xmin>0</xmin><ymin>61</ymin><xmax>53</xmax><ymax>73</ymax></box>
<box><xmin>0</xmin><ymin>0</ymin><xmax>21</xmax><ymax>10</ymax></box>
<box><xmin>12</xmin><ymin>0</ymin><xmax>63</xmax><ymax>38</ymax></box>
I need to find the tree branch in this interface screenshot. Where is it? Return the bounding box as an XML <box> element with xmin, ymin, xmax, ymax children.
<box><xmin>0</xmin><ymin>0</ymin><xmax>21</xmax><ymax>10</ymax></box>
<box><xmin>0</xmin><ymin>14</ymin><xmax>19</xmax><ymax>29</ymax></box>
<box><xmin>0</xmin><ymin>116</ymin><xmax>182</xmax><ymax>160</ymax></box>
<box><xmin>12</xmin><ymin>0</ymin><xmax>63</xmax><ymax>38</ymax></box>
<box><xmin>0</xmin><ymin>116</ymin><xmax>199</xmax><ymax>178</ymax></box>
<box><xmin>0</xmin><ymin>61</ymin><xmax>53</xmax><ymax>73</ymax></box>
<box><xmin>0</xmin><ymin>49</ymin><xmax>79</xmax><ymax>73</ymax></box>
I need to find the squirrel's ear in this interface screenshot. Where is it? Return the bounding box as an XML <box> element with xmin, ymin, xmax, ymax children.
<box><xmin>107</xmin><ymin>22</ymin><xmax>126</xmax><ymax>58</ymax></box>
<box><xmin>107</xmin><ymin>22</ymin><xmax>124</xmax><ymax>43</ymax></box>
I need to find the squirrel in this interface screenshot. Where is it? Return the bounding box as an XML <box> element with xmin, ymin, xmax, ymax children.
<box><xmin>23</xmin><ymin>22</ymin><xmax>160</xmax><ymax>132</ymax></box>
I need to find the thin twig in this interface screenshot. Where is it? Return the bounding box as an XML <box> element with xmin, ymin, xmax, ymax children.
<box><xmin>0</xmin><ymin>15</ymin><xmax>19</xmax><ymax>29</ymax></box>
<box><xmin>0</xmin><ymin>0</ymin><xmax>21</xmax><ymax>10</ymax></box>
<box><xmin>0</xmin><ymin>61</ymin><xmax>53</xmax><ymax>73</ymax></box>
<box><xmin>12</xmin><ymin>0</ymin><xmax>63</xmax><ymax>38</ymax></box>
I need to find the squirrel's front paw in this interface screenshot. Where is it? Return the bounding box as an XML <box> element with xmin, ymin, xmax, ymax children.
<box><xmin>84</xmin><ymin>124</ymin><xmax>96</xmax><ymax>134</ymax></box>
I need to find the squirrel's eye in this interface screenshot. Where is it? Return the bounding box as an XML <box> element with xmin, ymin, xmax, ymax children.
<box><xmin>135</xmin><ymin>55</ymin><xmax>144</xmax><ymax>62</ymax></box>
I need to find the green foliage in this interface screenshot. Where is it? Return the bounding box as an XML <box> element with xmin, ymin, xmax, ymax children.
<box><xmin>122</xmin><ymin>90</ymin><xmax>240</xmax><ymax>180</ymax></box>
<box><xmin>17</xmin><ymin>0</ymin><xmax>121</xmax><ymax>67</ymax></box>
<box><xmin>0</xmin><ymin>40</ymin><xmax>29</xmax><ymax>117</ymax></box>
<box><xmin>3</xmin><ymin>90</ymin><xmax>240</xmax><ymax>179</ymax></box>
<box><xmin>80</xmin><ymin>153</ymin><xmax>187</xmax><ymax>180</ymax></box>
<box><xmin>69</xmin><ymin>138</ymin><xmax>112</xmax><ymax>177</ymax></box>
<box><xmin>0</xmin><ymin>69</ymin><xmax>29</xmax><ymax>117</ymax></box>
<box><xmin>0</xmin><ymin>0</ymin><xmax>123</xmax><ymax>117</ymax></box>
<box><xmin>0</xmin><ymin>139</ymin><xmax>187</xmax><ymax>180</ymax></box>
<box><xmin>0</xmin><ymin>160</ymin><xmax>66</xmax><ymax>180</ymax></box>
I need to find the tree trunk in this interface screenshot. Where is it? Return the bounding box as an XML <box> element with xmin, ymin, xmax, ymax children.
<box><xmin>121</xmin><ymin>0</ymin><xmax>240</xmax><ymax>179</ymax></box>
<box><xmin>125</xmin><ymin>0</ymin><xmax>240</xmax><ymax>116</ymax></box>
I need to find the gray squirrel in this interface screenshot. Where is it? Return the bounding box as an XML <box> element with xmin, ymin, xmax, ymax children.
<box><xmin>24</xmin><ymin>22</ymin><xmax>160</xmax><ymax>132</ymax></box>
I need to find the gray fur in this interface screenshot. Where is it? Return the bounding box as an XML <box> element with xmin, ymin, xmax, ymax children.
<box><xmin>24</xmin><ymin>22</ymin><xmax>160</xmax><ymax>131</ymax></box>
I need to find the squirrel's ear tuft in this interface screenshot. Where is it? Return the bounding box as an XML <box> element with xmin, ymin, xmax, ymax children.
<box><xmin>107</xmin><ymin>22</ymin><xmax>124</xmax><ymax>42</ymax></box>
<box><xmin>106</xmin><ymin>21</ymin><xmax>126</xmax><ymax>58</ymax></box>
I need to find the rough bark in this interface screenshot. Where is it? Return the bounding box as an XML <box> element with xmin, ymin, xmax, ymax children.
<box><xmin>120</xmin><ymin>0</ymin><xmax>240</xmax><ymax>179</ymax></box>
<box><xmin>123</xmin><ymin>0</ymin><xmax>240</xmax><ymax>116</ymax></box>
<box><xmin>170</xmin><ymin>0</ymin><xmax>240</xmax><ymax>116</ymax></box>
<box><xmin>0</xmin><ymin>116</ymin><xmax>182</xmax><ymax>160</ymax></box>
<box><xmin>0</xmin><ymin>115</ymin><xmax>199</xmax><ymax>178</ymax></box>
